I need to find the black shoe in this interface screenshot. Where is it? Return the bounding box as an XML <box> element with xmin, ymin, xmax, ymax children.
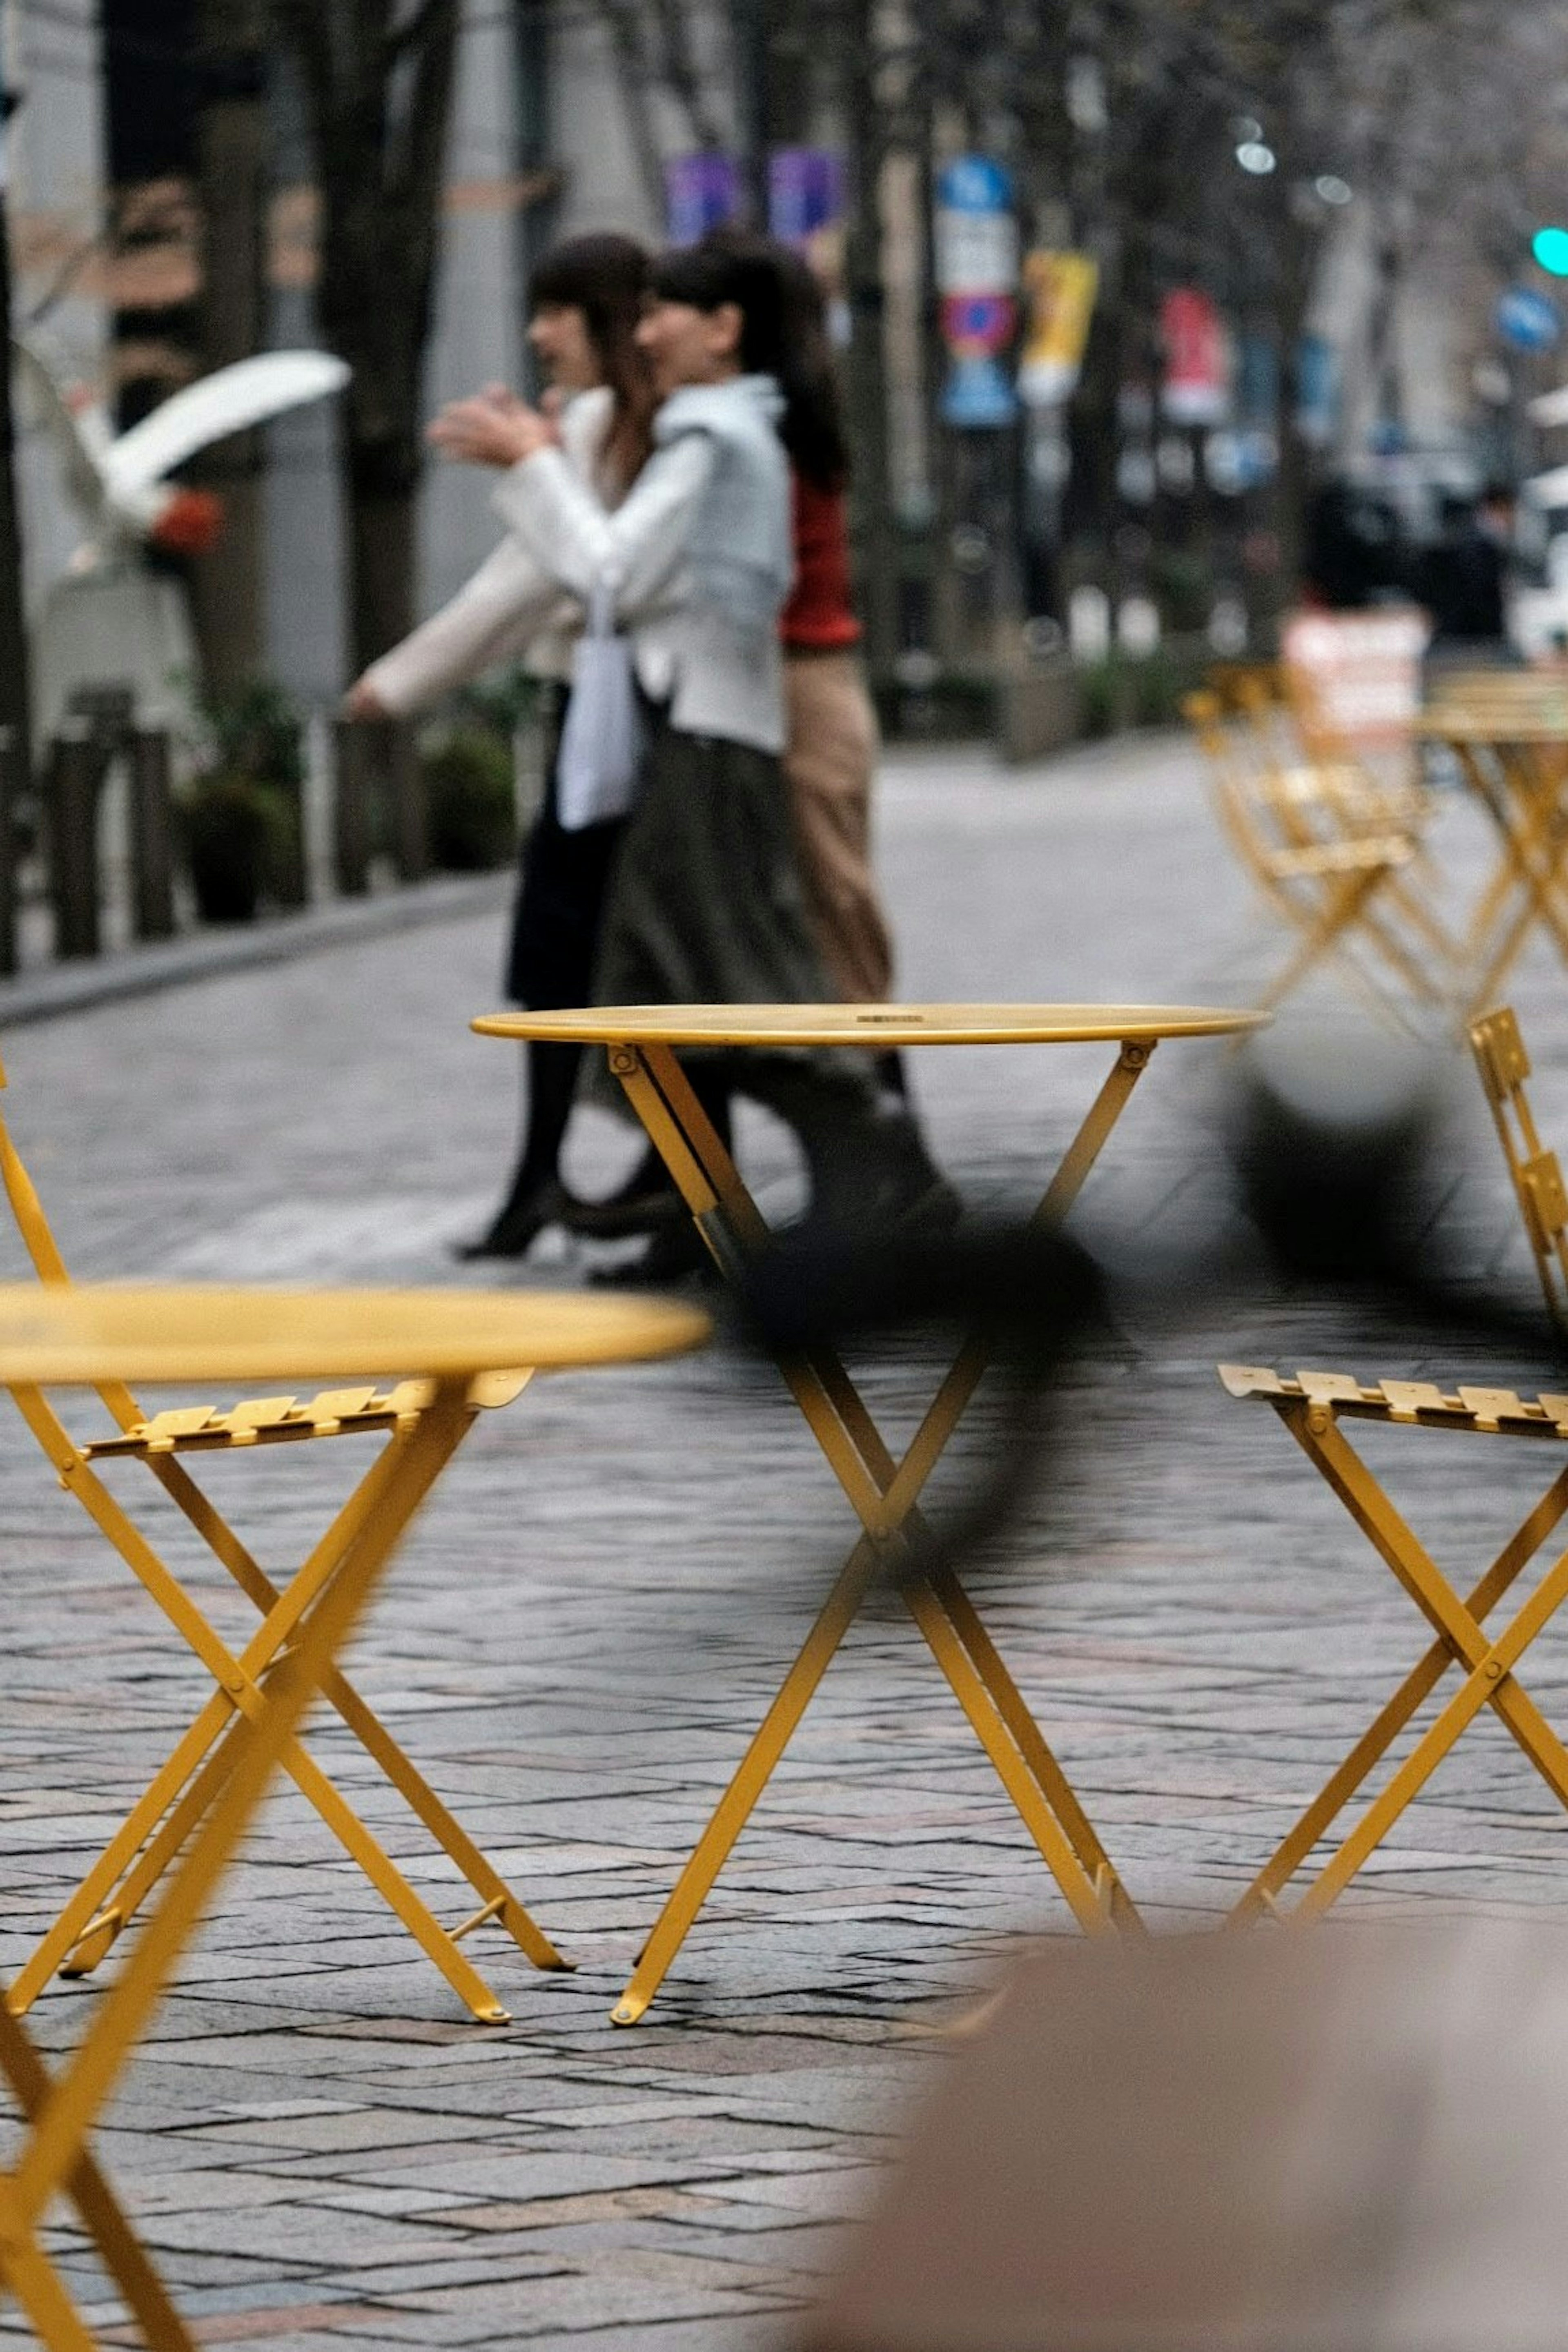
<box><xmin>561</xmin><ymin>1174</ymin><xmax>686</xmax><ymax>1240</ymax></box>
<box><xmin>453</xmin><ymin>1179</ymin><xmax>574</xmax><ymax>1262</ymax></box>
<box><xmin>815</xmin><ymin>1110</ymin><xmax>962</xmax><ymax>1245</ymax></box>
<box><xmin>591</xmin><ymin>1221</ymin><xmax>715</xmax><ymax>1288</ymax></box>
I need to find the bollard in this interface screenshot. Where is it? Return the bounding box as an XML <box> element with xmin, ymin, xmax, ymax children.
<box><xmin>332</xmin><ymin>716</ymin><xmax>371</xmax><ymax>897</ymax></box>
<box><xmin>127</xmin><ymin>729</ymin><xmax>176</xmax><ymax>940</ymax></box>
<box><xmin>47</xmin><ymin>723</ymin><xmax>106</xmax><ymax>959</ymax></box>
<box><xmin>386</xmin><ymin>719</ymin><xmax>428</xmax><ymax>884</ymax></box>
<box><xmin>272</xmin><ymin>738</ymin><xmax>310</xmax><ymax>909</ymax></box>
<box><xmin>0</xmin><ymin>726</ymin><xmax>21</xmax><ymax>977</ymax></box>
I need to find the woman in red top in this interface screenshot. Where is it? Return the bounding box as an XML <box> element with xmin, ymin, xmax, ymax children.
<box><xmin>775</xmin><ymin>252</ymin><xmax>898</xmax><ymax>1012</ymax></box>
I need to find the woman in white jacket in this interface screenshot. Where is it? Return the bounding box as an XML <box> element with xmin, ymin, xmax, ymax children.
<box><xmin>430</xmin><ymin>232</ymin><xmax>953</xmax><ymax>1253</ymax></box>
<box><xmin>347</xmin><ymin>233</ymin><xmax>657</xmax><ymax>1259</ymax></box>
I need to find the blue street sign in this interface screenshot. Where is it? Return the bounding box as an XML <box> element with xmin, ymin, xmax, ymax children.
<box><xmin>935</xmin><ymin>154</ymin><xmax>1018</xmax><ymax>428</ymax></box>
<box><xmin>940</xmin><ymin>354</ymin><xmax>1018</xmax><ymax>428</ymax></box>
<box><xmin>1498</xmin><ymin>285</ymin><xmax>1561</xmax><ymax>352</ymax></box>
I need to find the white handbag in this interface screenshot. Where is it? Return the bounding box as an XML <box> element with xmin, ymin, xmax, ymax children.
<box><xmin>555</xmin><ymin>577</ymin><xmax>644</xmax><ymax>831</ymax></box>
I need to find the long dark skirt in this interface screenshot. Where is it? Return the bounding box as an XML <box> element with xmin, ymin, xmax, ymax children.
<box><xmin>592</xmin><ymin>709</ymin><xmax>875</xmax><ymax>1116</ymax></box>
<box><xmin>506</xmin><ymin>684</ymin><xmax>626</xmax><ymax>1010</ymax></box>
<box><xmin>595</xmin><ymin>713</ymin><xmax>831</xmax><ymax>1008</ymax></box>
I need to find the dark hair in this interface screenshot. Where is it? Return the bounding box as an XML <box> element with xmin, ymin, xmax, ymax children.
<box><xmin>528</xmin><ymin>232</ymin><xmax>656</xmax><ymax>489</ymax></box>
<box><xmin>651</xmin><ymin>228</ymin><xmax>850</xmax><ymax>491</ymax></box>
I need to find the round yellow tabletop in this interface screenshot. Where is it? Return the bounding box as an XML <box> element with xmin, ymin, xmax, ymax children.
<box><xmin>0</xmin><ymin>1283</ymin><xmax>710</xmax><ymax>1389</ymax></box>
<box><xmin>472</xmin><ymin>1001</ymin><xmax>1268</xmax><ymax>1050</ymax></box>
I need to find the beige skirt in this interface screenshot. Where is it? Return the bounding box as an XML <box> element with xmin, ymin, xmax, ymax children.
<box><xmin>783</xmin><ymin>650</ymin><xmax>894</xmax><ymax>1003</ymax></box>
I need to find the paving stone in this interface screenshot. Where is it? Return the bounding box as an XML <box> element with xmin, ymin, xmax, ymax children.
<box><xmin>4</xmin><ymin>735</ymin><xmax>1567</xmax><ymax>2345</ymax></box>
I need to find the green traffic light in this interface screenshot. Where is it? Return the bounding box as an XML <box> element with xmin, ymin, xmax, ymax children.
<box><xmin>1535</xmin><ymin>226</ymin><xmax>1568</xmax><ymax>276</ymax></box>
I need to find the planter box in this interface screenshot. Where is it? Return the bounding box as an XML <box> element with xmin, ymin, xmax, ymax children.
<box><xmin>996</xmin><ymin>656</ymin><xmax>1082</xmax><ymax>764</ymax></box>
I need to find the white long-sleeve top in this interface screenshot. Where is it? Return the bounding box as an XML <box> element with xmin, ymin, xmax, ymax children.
<box><xmin>358</xmin><ymin>389</ymin><xmax>612</xmax><ymax>719</ymax></box>
<box><xmin>492</xmin><ymin>421</ymin><xmax>787</xmax><ymax>755</ymax></box>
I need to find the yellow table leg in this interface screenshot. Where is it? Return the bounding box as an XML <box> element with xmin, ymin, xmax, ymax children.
<box><xmin>606</xmin><ymin>1037</ymin><xmax>1157</xmax><ymax>2020</ymax></box>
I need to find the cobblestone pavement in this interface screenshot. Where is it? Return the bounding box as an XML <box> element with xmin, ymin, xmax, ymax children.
<box><xmin>2</xmin><ymin>731</ymin><xmax>1567</xmax><ymax>2347</ymax></box>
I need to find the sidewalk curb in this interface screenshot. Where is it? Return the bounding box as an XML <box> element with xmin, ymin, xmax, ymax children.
<box><xmin>0</xmin><ymin>873</ymin><xmax>512</xmax><ymax>1029</ymax></box>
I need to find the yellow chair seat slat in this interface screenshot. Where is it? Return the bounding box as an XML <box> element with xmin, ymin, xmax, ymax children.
<box><xmin>1219</xmin><ymin>1363</ymin><xmax>1568</xmax><ymax>1437</ymax></box>
<box><xmin>1265</xmin><ymin>836</ymin><xmax>1414</xmax><ymax>880</ymax></box>
<box><xmin>79</xmin><ymin>1372</ymin><xmax>525</xmax><ymax>1460</ymax></box>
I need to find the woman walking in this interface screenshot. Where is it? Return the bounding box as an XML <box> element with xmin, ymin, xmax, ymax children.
<box><xmin>346</xmin><ymin>232</ymin><xmax>657</xmax><ymax>1259</ymax></box>
<box><xmin>774</xmin><ymin>245</ymin><xmax>898</xmax><ymax>1014</ymax></box>
<box><xmin>434</xmin><ymin>231</ymin><xmax>953</xmax><ymax>1250</ymax></box>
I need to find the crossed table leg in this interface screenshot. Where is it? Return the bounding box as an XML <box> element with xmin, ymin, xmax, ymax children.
<box><xmin>1</xmin><ymin>1383</ymin><xmax>472</xmax><ymax>2350</ymax></box>
<box><xmin>1221</xmin><ymin>1369</ymin><xmax>1568</xmax><ymax>1923</ymax></box>
<box><xmin>604</xmin><ymin>1036</ymin><xmax>1158</xmax><ymax>2025</ymax></box>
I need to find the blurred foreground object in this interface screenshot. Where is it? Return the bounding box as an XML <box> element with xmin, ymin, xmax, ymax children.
<box><xmin>805</xmin><ymin>1920</ymin><xmax>1568</xmax><ymax>2352</ymax></box>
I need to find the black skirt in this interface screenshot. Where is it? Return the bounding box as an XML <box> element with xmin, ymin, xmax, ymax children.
<box><xmin>505</xmin><ymin>683</ymin><xmax>626</xmax><ymax>1009</ymax></box>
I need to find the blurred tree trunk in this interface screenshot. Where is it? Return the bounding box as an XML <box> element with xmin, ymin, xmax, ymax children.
<box><xmin>837</xmin><ymin>0</ymin><xmax>898</xmax><ymax>673</ymax></box>
<box><xmin>189</xmin><ymin>0</ymin><xmax>269</xmax><ymax>697</ymax></box>
<box><xmin>274</xmin><ymin>0</ymin><xmax>462</xmax><ymax>679</ymax></box>
<box><xmin>0</xmin><ymin>34</ymin><xmax>29</xmax><ymax>973</ymax></box>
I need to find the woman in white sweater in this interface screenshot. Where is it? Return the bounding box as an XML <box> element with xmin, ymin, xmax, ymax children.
<box><xmin>347</xmin><ymin>234</ymin><xmax>657</xmax><ymax>1259</ymax></box>
<box><xmin>430</xmin><ymin>233</ymin><xmax>953</xmax><ymax>1253</ymax></box>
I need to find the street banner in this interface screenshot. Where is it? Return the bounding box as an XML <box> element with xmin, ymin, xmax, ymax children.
<box><xmin>1281</xmin><ymin>608</ymin><xmax>1430</xmax><ymax>747</ymax></box>
<box><xmin>769</xmin><ymin>147</ymin><xmax>843</xmax><ymax>247</ymax></box>
<box><xmin>1160</xmin><ymin>287</ymin><xmax>1229</xmax><ymax>426</ymax></box>
<box><xmin>665</xmin><ymin>152</ymin><xmax>739</xmax><ymax>247</ymax></box>
<box><xmin>1018</xmin><ymin>250</ymin><xmax>1098</xmax><ymax>408</ymax></box>
<box><xmin>935</xmin><ymin>155</ymin><xmax>1018</xmax><ymax>429</ymax></box>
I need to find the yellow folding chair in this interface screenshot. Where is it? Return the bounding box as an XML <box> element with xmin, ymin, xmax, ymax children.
<box><xmin>0</xmin><ymin>1283</ymin><xmax>706</xmax><ymax>2350</ymax></box>
<box><xmin>1185</xmin><ymin>687</ymin><xmax>1445</xmax><ymax>1028</ymax></box>
<box><xmin>1218</xmin><ymin>1364</ymin><xmax>1568</xmax><ymax>1922</ymax></box>
<box><xmin>0</xmin><ymin>1059</ymin><xmax>569</xmax><ymax>2026</ymax></box>
<box><xmin>1469</xmin><ymin>1005</ymin><xmax>1568</xmax><ymax>1333</ymax></box>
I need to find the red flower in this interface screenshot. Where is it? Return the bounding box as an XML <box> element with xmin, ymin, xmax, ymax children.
<box><xmin>149</xmin><ymin>488</ymin><xmax>224</xmax><ymax>557</ymax></box>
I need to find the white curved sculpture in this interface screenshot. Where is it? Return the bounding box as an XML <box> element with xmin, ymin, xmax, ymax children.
<box><xmin>16</xmin><ymin>341</ymin><xmax>350</xmax><ymax>736</ymax></box>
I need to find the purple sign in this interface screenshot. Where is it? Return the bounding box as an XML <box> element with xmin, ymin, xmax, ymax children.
<box><xmin>768</xmin><ymin>147</ymin><xmax>844</xmax><ymax>247</ymax></box>
<box><xmin>665</xmin><ymin>152</ymin><xmax>740</xmax><ymax>247</ymax></box>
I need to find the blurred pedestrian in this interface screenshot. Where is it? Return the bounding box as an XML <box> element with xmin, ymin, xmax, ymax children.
<box><xmin>434</xmin><ymin>231</ymin><xmax>954</xmax><ymax>1263</ymax></box>
<box><xmin>773</xmin><ymin>244</ymin><xmax>897</xmax><ymax>1013</ymax></box>
<box><xmin>346</xmin><ymin>232</ymin><xmax>659</xmax><ymax>1260</ymax></box>
<box><xmin>584</xmin><ymin>235</ymin><xmax>914</xmax><ymax>1254</ymax></box>
<box><xmin>1418</xmin><ymin>481</ymin><xmax>1517</xmax><ymax>660</ymax></box>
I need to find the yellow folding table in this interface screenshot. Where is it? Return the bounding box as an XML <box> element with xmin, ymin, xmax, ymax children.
<box><xmin>0</xmin><ymin>1280</ymin><xmax>707</xmax><ymax>2350</ymax></box>
<box><xmin>1418</xmin><ymin>710</ymin><xmax>1568</xmax><ymax>1018</ymax></box>
<box><xmin>474</xmin><ymin>1001</ymin><xmax>1265</xmax><ymax>2022</ymax></box>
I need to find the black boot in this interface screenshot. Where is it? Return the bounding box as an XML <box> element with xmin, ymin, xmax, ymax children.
<box><xmin>455</xmin><ymin>1040</ymin><xmax>584</xmax><ymax>1261</ymax></box>
<box><xmin>565</xmin><ymin>1073</ymin><xmax>734</xmax><ymax>1238</ymax></box>
<box><xmin>592</xmin><ymin>1219</ymin><xmax>715</xmax><ymax>1288</ymax></box>
<box><xmin>561</xmin><ymin>1146</ymin><xmax>685</xmax><ymax>1239</ymax></box>
<box><xmin>455</xmin><ymin>1176</ymin><xmax>574</xmax><ymax>1261</ymax></box>
<box><xmin>744</xmin><ymin>1065</ymin><xmax>960</xmax><ymax>1245</ymax></box>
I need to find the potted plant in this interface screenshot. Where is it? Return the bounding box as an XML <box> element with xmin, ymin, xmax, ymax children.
<box><xmin>421</xmin><ymin>729</ymin><xmax>518</xmax><ymax>871</ymax></box>
<box><xmin>182</xmin><ymin>771</ymin><xmax>287</xmax><ymax>923</ymax></box>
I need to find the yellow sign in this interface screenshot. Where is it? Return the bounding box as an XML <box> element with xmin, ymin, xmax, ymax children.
<box><xmin>1019</xmin><ymin>250</ymin><xmax>1098</xmax><ymax>406</ymax></box>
